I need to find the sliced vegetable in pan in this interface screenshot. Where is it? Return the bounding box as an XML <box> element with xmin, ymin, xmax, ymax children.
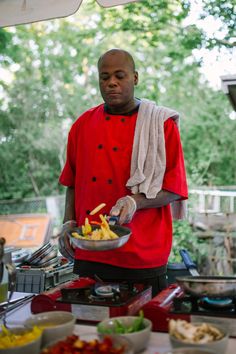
<box><xmin>71</xmin><ymin>214</ymin><xmax>119</xmax><ymax>241</ymax></box>
<box><xmin>90</xmin><ymin>203</ymin><xmax>106</xmax><ymax>215</ymax></box>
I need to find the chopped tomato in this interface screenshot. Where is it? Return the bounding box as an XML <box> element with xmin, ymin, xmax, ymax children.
<box><xmin>41</xmin><ymin>335</ymin><xmax>125</xmax><ymax>354</ymax></box>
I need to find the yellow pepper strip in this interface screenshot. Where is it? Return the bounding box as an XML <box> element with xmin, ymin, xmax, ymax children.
<box><xmin>101</xmin><ymin>225</ymin><xmax>111</xmax><ymax>240</ymax></box>
<box><xmin>84</xmin><ymin>217</ymin><xmax>92</xmax><ymax>234</ymax></box>
<box><xmin>99</xmin><ymin>214</ymin><xmax>109</xmax><ymax>229</ymax></box>
<box><xmin>90</xmin><ymin>203</ymin><xmax>106</xmax><ymax>216</ymax></box>
<box><xmin>71</xmin><ymin>232</ymin><xmax>83</xmax><ymax>239</ymax></box>
<box><xmin>82</xmin><ymin>225</ymin><xmax>86</xmax><ymax>236</ymax></box>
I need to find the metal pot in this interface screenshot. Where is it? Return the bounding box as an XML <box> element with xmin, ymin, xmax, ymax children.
<box><xmin>176</xmin><ymin>249</ymin><xmax>236</xmax><ymax>297</ymax></box>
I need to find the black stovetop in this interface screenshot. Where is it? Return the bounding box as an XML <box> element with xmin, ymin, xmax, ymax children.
<box><xmin>57</xmin><ymin>282</ymin><xmax>151</xmax><ymax>306</ymax></box>
<box><xmin>172</xmin><ymin>294</ymin><xmax>236</xmax><ymax>317</ymax></box>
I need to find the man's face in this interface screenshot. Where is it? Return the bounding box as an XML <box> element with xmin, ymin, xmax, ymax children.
<box><xmin>98</xmin><ymin>52</ymin><xmax>138</xmax><ymax>110</ymax></box>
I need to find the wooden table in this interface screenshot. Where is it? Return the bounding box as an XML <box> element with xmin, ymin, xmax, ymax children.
<box><xmin>2</xmin><ymin>292</ymin><xmax>236</xmax><ymax>353</ymax></box>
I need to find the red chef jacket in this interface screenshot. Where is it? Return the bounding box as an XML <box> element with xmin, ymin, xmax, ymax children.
<box><xmin>59</xmin><ymin>103</ymin><xmax>188</xmax><ymax>269</ymax></box>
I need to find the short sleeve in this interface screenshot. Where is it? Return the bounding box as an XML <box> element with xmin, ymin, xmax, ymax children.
<box><xmin>162</xmin><ymin>118</ymin><xmax>188</xmax><ymax>199</ymax></box>
<box><xmin>59</xmin><ymin>130</ymin><xmax>76</xmax><ymax>187</ymax></box>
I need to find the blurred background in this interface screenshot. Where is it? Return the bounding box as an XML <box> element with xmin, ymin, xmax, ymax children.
<box><xmin>0</xmin><ymin>0</ymin><xmax>236</xmax><ymax>275</ymax></box>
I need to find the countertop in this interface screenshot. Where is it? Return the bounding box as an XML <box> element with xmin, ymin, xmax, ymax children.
<box><xmin>1</xmin><ymin>292</ymin><xmax>236</xmax><ymax>353</ymax></box>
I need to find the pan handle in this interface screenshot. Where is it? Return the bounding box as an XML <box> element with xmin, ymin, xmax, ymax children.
<box><xmin>179</xmin><ymin>249</ymin><xmax>199</xmax><ymax>275</ymax></box>
<box><xmin>108</xmin><ymin>216</ymin><xmax>119</xmax><ymax>225</ymax></box>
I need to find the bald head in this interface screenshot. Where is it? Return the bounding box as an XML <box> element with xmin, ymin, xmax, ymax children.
<box><xmin>97</xmin><ymin>49</ymin><xmax>136</xmax><ymax>72</ymax></box>
<box><xmin>97</xmin><ymin>48</ymin><xmax>138</xmax><ymax>114</ymax></box>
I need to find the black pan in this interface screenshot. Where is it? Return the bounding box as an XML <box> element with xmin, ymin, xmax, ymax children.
<box><xmin>176</xmin><ymin>249</ymin><xmax>236</xmax><ymax>297</ymax></box>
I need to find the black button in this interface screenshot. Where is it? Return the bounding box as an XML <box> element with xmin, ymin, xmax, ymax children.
<box><xmin>105</xmin><ymin>116</ymin><xmax>110</xmax><ymax>121</ymax></box>
<box><xmin>98</xmin><ymin>144</ymin><xmax>103</xmax><ymax>149</ymax></box>
<box><xmin>92</xmin><ymin>177</ymin><xmax>97</xmax><ymax>182</ymax></box>
<box><xmin>86</xmin><ymin>210</ymin><xmax>91</xmax><ymax>215</ymax></box>
<box><xmin>113</xmin><ymin>147</ymin><xmax>118</xmax><ymax>151</ymax></box>
<box><xmin>121</xmin><ymin>118</ymin><xmax>125</xmax><ymax>122</ymax></box>
<box><xmin>108</xmin><ymin>179</ymin><xmax>113</xmax><ymax>184</ymax></box>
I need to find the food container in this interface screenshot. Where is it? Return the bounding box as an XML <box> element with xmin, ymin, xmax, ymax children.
<box><xmin>178</xmin><ymin>249</ymin><xmax>236</xmax><ymax>297</ymax></box>
<box><xmin>0</xmin><ymin>326</ymin><xmax>42</xmax><ymax>354</ymax></box>
<box><xmin>164</xmin><ymin>349</ymin><xmax>215</xmax><ymax>354</ymax></box>
<box><xmin>41</xmin><ymin>333</ymin><xmax>134</xmax><ymax>354</ymax></box>
<box><xmin>15</xmin><ymin>261</ymin><xmax>76</xmax><ymax>293</ymax></box>
<box><xmin>97</xmin><ymin>315</ymin><xmax>152</xmax><ymax>353</ymax></box>
<box><xmin>169</xmin><ymin>321</ymin><xmax>229</xmax><ymax>354</ymax></box>
<box><xmin>25</xmin><ymin>311</ymin><xmax>76</xmax><ymax>346</ymax></box>
<box><xmin>68</xmin><ymin>225</ymin><xmax>131</xmax><ymax>251</ymax></box>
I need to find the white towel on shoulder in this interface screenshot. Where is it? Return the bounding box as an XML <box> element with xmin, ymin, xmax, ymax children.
<box><xmin>126</xmin><ymin>98</ymin><xmax>187</xmax><ymax>219</ymax></box>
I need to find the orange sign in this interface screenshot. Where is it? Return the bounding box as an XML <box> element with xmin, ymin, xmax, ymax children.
<box><xmin>0</xmin><ymin>214</ymin><xmax>52</xmax><ymax>248</ymax></box>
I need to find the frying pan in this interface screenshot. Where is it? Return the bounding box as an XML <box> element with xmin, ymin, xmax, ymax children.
<box><xmin>176</xmin><ymin>249</ymin><xmax>236</xmax><ymax>297</ymax></box>
<box><xmin>68</xmin><ymin>224</ymin><xmax>131</xmax><ymax>251</ymax></box>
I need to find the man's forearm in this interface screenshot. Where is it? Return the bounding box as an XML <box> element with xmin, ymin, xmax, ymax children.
<box><xmin>63</xmin><ymin>186</ymin><xmax>76</xmax><ymax>223</ymax></box>
<box><xmin>132</xmin><ymin>190</ymin><xmax>181</xmax><ymax>210</ymax></box>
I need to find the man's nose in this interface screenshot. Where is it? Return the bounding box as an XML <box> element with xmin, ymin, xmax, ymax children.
<box><xmin>108</xmin><ymin>76</ymin><xmax>118</xmax><ymax>86</ymax></box>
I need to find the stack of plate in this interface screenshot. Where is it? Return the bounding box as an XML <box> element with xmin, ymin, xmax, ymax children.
<box><xmin>26</xmin><ymin>243</ymin><xmax>58</xmax><ymax>268</ymax></box>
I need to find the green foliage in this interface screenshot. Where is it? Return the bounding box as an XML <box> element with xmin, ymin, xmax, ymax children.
<box><xmin>181</xmin><ymin>89</ymin><xmax>236</xmax><ymax>186</ymax></box>
<box><xmin>169</xmin><ymin>220</ymin><xmax>207</xmax><ymax>263</ymax></box>
<box><xmin>0</xmin><ymin>0</ymin><xmax>235</xmax><ymax>200</ymax></box>
<box><xmin>201</xmin><ymin>0</ymin><xmax>236</xmax><ymax>48</ymax></box>
<box><xmin>0</xmin><ymin>28</ymin><xmax>11</xmax><ymax>52</ymax></box>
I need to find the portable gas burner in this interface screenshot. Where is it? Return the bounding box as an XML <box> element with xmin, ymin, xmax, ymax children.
<box><xmin>141</xmin><ymin>284</ymin><xmax>236</xmax><ymax>337</ymax></box>
<box><xmin>31</xmin><ymin>277</ymin><xmax>152</xmax><ymax>323</ymax></box>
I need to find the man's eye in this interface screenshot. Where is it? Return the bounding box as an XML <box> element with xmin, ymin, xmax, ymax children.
<box><xmin>116</xmin><ymin>73</ymin><xmax>125</xmax><ymax>79</ymax></box>
<box><xmin>100</xmin><ymin>75</ymin><xmax>109</xmax><ymax>80</ymax></box>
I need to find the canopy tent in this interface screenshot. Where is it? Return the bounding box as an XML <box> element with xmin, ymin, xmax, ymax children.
<box><xmin>0</xmin><ymin>0</ymin><xmax>139</xmax><ymax>27</ymax></box>
<box><xmin>221</xmin><ymin>75</ymin><xmax>236</xmax><ymax>111</ymax></box>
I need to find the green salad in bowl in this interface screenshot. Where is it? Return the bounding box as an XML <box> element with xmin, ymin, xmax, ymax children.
<box><xmin>97</xmin><ymin>311</ymin><xmax>152</xmax><ymax>353</ymax></box>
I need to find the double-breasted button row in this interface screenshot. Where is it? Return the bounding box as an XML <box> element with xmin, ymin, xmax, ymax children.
<box><xmin>97</xmin><ymin>145</ymin><xmax>118</xmax><ymax>151</ymax></box>
<box><xmin>105</xmin><ymin>116</ymin><xmax>126</xmax><ymax>122</ymax></box>
<box><xmin>91</xmin><ymin>176</ymin><xmax>113</xmax><ymax>184</ymax></box>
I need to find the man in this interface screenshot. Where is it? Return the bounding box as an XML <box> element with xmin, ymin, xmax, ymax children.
<box><xmin>58</xmin><ymin>48</ymin><xmax>188</xmax><ymax>296</ymax></box>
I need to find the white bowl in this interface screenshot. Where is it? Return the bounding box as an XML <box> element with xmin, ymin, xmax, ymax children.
<box><xmin>25</xmin><ymin>311</ymin><xmax>76</xmax><ymax>346</ymax></box>
<box><xmin>97</xmin><ymin>315</ymin><xmax>152</xmax><ymax>353</ymax></box>
<box><xmin>164</xmin><ymin>349</ymin><xmax>215</xmax><ymax>354</ymax></box>
<box><xmin>0</xmin><ymin>327</ymin><xmax>42</xmax><ymax>354</ymax></box>
<box><xmin>169</xmin><ymin>322</ymin><xmax>228</xmax><ymax>354</ymax></box>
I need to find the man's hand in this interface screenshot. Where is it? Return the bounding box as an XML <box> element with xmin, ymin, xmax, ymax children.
<box><xmin>58</xmin><ymin>220</ymin><xmax>77</xmax><ymax>262</ymax></box>
<box><xmin>110</xmin><ymin>196</ymin><xmax>137</xmax><ymax>224</ymax></box>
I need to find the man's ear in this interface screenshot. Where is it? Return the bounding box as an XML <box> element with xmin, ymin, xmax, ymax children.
<box><xmin>134</xmin><ymin>71</ymin><xmax>138</xmax><ymax>86</ymax></box>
